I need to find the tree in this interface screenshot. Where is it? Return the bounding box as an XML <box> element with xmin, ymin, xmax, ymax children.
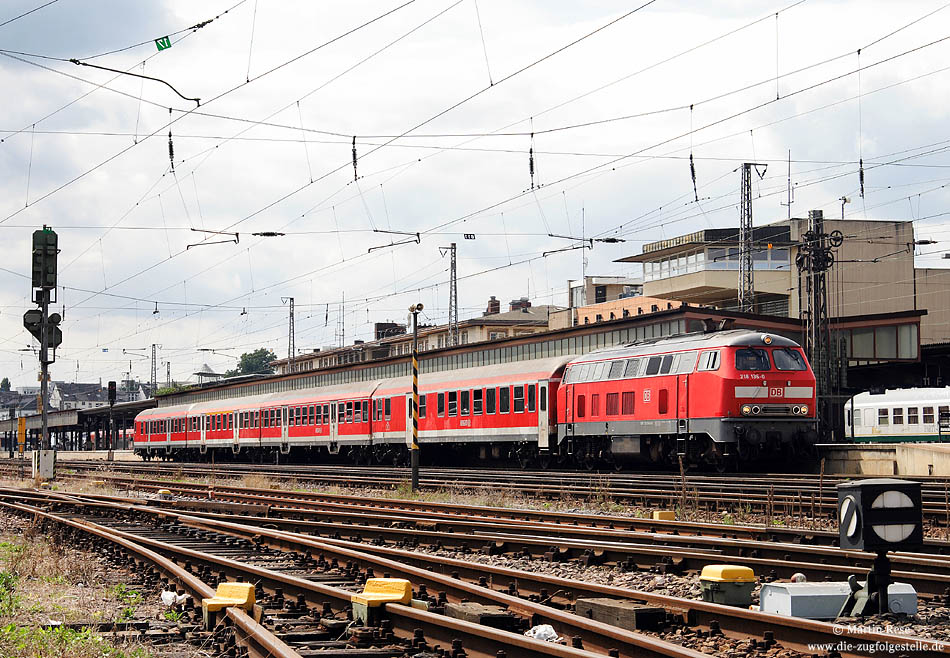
<box><xmin>155</xmin><ymin>384</ymin><xmax>187</xmax><ymax>396</ymax></box>
<box><xmin>224</xmin><ymin>348</ymin><xmax>277</xmax><ymax>377</ymax></box>
<box><xmin>0</xmin><ymin>377</ymin><xmax>9</xmax><ymax>392</ymax></box>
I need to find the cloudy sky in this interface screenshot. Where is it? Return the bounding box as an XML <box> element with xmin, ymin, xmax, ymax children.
<box><xmin>1</xmin><ymin>0</ymin><xmax>948</xmax><ymax>389</ymax></box>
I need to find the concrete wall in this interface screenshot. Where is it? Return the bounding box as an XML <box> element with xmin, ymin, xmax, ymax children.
<box><xmin>820</xmin><ymin>442</ymin><xmax>950</xmax><ymax>476</ymax></box>
<box><xmin>915</xmin><ymin>268</ymin><xmax>950</xmax><ymax>345</ymax></box>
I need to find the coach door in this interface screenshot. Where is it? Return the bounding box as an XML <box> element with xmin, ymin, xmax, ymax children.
<box><xmin>199</xmin><ymin>415</ymin><xmax>207</xmax><ymax>454</ymax></box>
<box><xmin>232</xmin><ymin>411</ymin><xmax>240</xmax><ymax>454</ymax></box>
<box><xmin>537</xmin><ymin>382</ymin><xmax>550</xmax><ymax>448</ymax></box>
<box><xmin>280</xmin><ymin>406</ymin><xmax>290</xmax><ymax>454</ymax></box>
<box><xmin>405</xmin><ymin>393</ymin><xmax>414</xmax><ymax>447</ymax></box>
<box><xmin>676</xmin><ymin>375</ymin><xmax>689</xmax><ymax>433</ymax></box>
<box><xmin>329</xmin><ymin>402</ymin><xmax>339</xmax><ymax>444</ymax></box>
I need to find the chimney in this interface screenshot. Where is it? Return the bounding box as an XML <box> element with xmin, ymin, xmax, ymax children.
<box><xmin>509</xmin><ymin>296</ymin><xmax>531</xmax><ymax>312</ymax></box>
<box><xmin>484</xmin><ymin>296</ymin><xmax>500</xmax><ymax>316</ymax></box>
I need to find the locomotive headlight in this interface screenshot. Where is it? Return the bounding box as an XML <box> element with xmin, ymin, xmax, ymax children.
<box><xmin>762</xmin><ymin>334</ymin><xmax>773</xmax><ymax>345</ymax></box>
<box><xmin>800</xmin><ymin>404</ymin><xmax>809</xmax><ymax>415</ymax></box>
<box><xmin>741</xmin><ymin>404</ymin><xmax>752</xmax><ymax>416</ymax></box>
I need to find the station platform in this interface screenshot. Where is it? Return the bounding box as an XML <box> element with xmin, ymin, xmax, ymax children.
<box><xmin>818</xmin><ymin>442</ymin><xmax>950</xmax><ymax>476</ymax></box>
<box><xmin>12</xmin><ymin>449</ymin><xmax>139</xmax><ymax>462</ymax></box>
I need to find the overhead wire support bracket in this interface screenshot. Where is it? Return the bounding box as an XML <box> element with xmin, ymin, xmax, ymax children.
<box><xmin>367</xmin><ymin>233</ymin><xmax>420</xmax><ymax>253</ymax></box>
<box><xmin>68</xmin><ymin>59</ymin><xmax>201</xmax><ymax>105</ymax></box>
<box><xmin>374</xmin><ymin>228</ymin><xmax>420</xmax><ymax>237</ymax></box>
<box><xmin>186</xmin><ymin>227</ymin><xmax>239</xmax><ymax>249</ymax></box>
<box><xmin>543</xmin><ymin>242</ymin><xmax>592</xmax><ymax>258</ymax></box>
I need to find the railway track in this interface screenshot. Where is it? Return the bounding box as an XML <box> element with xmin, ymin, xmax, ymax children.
<box><xmin>6</xmin><ymin>486</ymin><xmax>950</xmax><ymax>658</ymax></box>
<box><xmin>18</xmin><ymin>459</ymin><xmax>950</xmax><ymax>525</ymax></box>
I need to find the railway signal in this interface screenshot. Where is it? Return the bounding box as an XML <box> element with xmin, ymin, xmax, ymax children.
<box><xmin>837</xmin><ymin>478</ymin><xmax>923</xmax><ymax>616</ymax></box>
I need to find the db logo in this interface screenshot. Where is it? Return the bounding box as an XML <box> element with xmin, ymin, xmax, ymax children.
<box><xmin>643</xmin><ymin>390</ymin><xmax>652</xmax><ymax>402</ymax></box>
<box><xmin>769</xmin><ymin>387</ymin><xmax>783</xmax><ymax>397</ymax></box>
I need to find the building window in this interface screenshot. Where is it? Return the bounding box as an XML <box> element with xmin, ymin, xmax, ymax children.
<box><xmin>595</xmin><ymin>314</ymin><xmax>603</xmax><ymax>322</ymax></box>
<box><xmin>595</xmin><ymin>285</ymin><xmax>607</xmax><ymax>303</ymax></box>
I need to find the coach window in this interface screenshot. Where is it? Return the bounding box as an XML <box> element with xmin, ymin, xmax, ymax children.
<box><xmin>577</xmin><ymin>395</ymin><xmax>586</xmax><ymax>418</ymax></box>
<box><xmin>486</xmin><ymin>388</ymin><xmax>496</xmax><ymax>414</ymax></box>
<box><xmin>878</xmin><ymin>408</ymin><xmax>889</xmax><ymax>426</ymax></box>
<box><xmin>608</xmin><ymin>361</ymin><xmax>625</xmax><ymax>379</ymax></box>
<box><xmin>658</xmin><ymin>389</ymin><xmax>669</xmax><ymax>415</ymax></box>
<box><xmin>419</xmin><ymin>394</ymin><xmax>427</xmax><ymax>418</ymax></box>
<box><xmin>528</xmin><ymin>384</ymin><xmax>536</xmax><ymax>412</ymax></box>
<box><xmin>514</xmin><ymin>386</ymin><xmax>525</xmax><ymax>413</ymax></box>
<box><xmin>940</xmin><ymin>406</ymin><xmax>950</xmax><ymax>424</ymax></box>
<box><xmin>540</xmin><ymin>385</ymin><xmax>547</xmax><ymax>411</ymax></box>
<box><xmin>622</xmin><ymin>391</ymin><xmax>635</xmax><ymax>415</ymax></box>
<box><xmin>773</xmin><ymin>348</ymin><xmax>807</xmax><ymax>371</ymax></box>
<box><xmin>908</xmin><ymin>407</ymin><xmax>919</xmax><ymax>424</ymax></box>
<box><xmin>736</xmin><ymin>348</ymin><xmax>771</xmax><ymax>371</ymax></box>
<box><xmin>892</xmin><ymin>408</ymin><xmax>904</xmax><ymax>425</ymax></box>
<box><xmin>659</xmin><ymin>354</ymin><xmax>674</xmax><ymax>374</ymax></box>
<box><xmin>924</xmin><ymin>407</ymin><xmax>935</xmax><ymax>424</ymax></box>
<box><xmin>473</xmin><ymin>389</ymin><xmax>483</xmax><ymax>415</ymax></box>
<box><xmin>461</xmin><ymin>390</ymin><xmax>470</xmax><ymax>415</ymax></box>
<box><xmin>309</xmin><ymin>405</ymin><xmax>316</xmax><ymax>425</ymax></box>
<box><xmin>344</xmin><ymin>402</ymin><xmax>352</xmax><ymax>423</ymax></box>
<box><xmin>606</xmin><ymin>392</ymin><xmax>619</xmax><ymax>416</ymax></box>
<box><xmin>362</xmin><ymin>400</ymin><xmax>369</xmax><ymax>422</ymax></box>
<box><xmin>499</xmin><ymin>387</ymin><xmax>510</xmax><ymax>413</ymax></box>
<box><xmin>591</xmin><ymin>394</ymin><xmax>600</xmax><ymax>417</ymax></box>
<box><xmin>384</xmin><ymin>397</ymin><xmax>392</xmax><ymax>421</ymax></box>
<box><xmin>297</xmin><ymin>407</ymin><xmax>304</xmax><ymax>426</ymax></box>
<box><xmin>438</xmin><ymin>393</ymin><xmax>445</xmax><ymax>417</ymax></box>
<box><xmin>645</xmin><ymin>356</ymin><xmax>662</xmax><ymax>376</ymax></box>
<box><xmin>448</xmin><ymin>391</ymin><xmax>458</xmax><ymax>416</ymax></box>
<box><xmin>338</xmin><ymin>403</ymin><xmax>345</xmax><ymax>423</ymax></box>
<box><xmin>323</xmin><ymin>404</ymin><xmax>330</xmax><ymax>423</ymax></box>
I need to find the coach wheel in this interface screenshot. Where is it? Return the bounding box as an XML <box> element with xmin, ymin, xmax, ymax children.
<box><xmin>351</xmin><ymin>447</ymin><xmax>372</xmax><ymax>466</ymax></box>
<box><xmin>514</xmin><ymin>443</ymin><xmax>534</xmax><ymax>470</ymax></box>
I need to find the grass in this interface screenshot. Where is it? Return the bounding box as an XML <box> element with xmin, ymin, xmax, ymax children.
<box><xmin>0</xmin><ymin>624</ymin><xmax>150</xmax><ymax>658</ymax></box>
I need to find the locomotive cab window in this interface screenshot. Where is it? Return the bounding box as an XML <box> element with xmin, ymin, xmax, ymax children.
<box><xmin>697</xmin><ymin>350</ymin><xmax>720</xmax><ymax>371</ymax></box>
<box><xmin>735</xmin><ymin>348</ymin><xmax>771</xmax><ymax>371</ymax></box>
<box><xmin>773</xmin><ymin>348</ymin><xmax>807</xmax><ymax>371</ymax></box>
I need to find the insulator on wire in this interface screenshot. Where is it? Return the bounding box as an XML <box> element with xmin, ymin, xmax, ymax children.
<box><xmin>689</xmin><ymin>153</ymin><xmax>698</xmax><ymax>202</ymax></box>
<box><xmin>351</xmin><ymin>136</ymin><xmax>357</xmax><ymax>182</ymax></box>
<box><xmin>529</xmin><ymin>144</ymin><xmax>535</xmax><ymax>191</ymax></box>
<box><xmin>168</xmin><ymin>130</ymin><xmax>175</xmax><ymax>172</ymax></box>
<box><xmin>858</xmin><ymin>158</ymin><xmax>865</xmax><ymax>198</ymax></box>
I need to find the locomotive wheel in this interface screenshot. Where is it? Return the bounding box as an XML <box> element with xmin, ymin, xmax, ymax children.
<box><xmin>575</xmin><ymin>444</ymin><xmax>597</xmax><ymax>471</ymax></box>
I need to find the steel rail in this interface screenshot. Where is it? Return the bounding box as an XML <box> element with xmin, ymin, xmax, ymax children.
<box><xmin>0</xmin><ymin>499</ymin><xmax>301</xmax><ymax>658</ymax></box>
<box><xmin>1</xmin><ymin>495</ymin><xmax>682</xmax><ymax>658</ymax></box>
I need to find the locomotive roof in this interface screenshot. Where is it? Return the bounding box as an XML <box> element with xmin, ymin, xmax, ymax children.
<box><xmin>137</xmin><ymin>356</ymin><xmax>574</xmax><ymax>420</ymax></box>
<box><xmin>569</xmin><ymin>329</ymin><xmax>799</xmax><ymax>364</ymax></box>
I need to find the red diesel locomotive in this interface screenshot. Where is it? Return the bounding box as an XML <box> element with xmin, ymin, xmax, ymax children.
<box><xmin>133</xmin><ymin>330</ymin><xmax>817</xmax><ymax>468</ymax></box>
